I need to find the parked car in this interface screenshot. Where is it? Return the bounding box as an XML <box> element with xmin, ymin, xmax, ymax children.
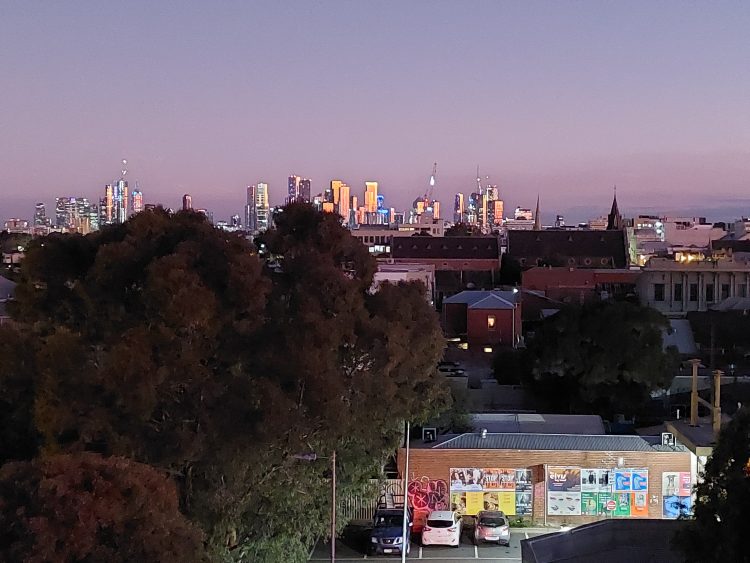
<box><xmin>421</xmin><ymin>510</ymin><xmax>462</xmax><ymax>547</ymax></box>
<box><xmin>369</xmin><ymin>503</ymin><xmax>412</xmax><ymax>556</ymax></box>
<box><xmin>473</xmin><ymin>511</ymin><xmax>510</xmax><ymax>546</ymax></box>
<box><xmin>437</xmin><ymin>365</ymin><xmax>466</xmax><ymax>376</ymax></box>
<box><xmin>438</xmin><ymin>360</ymin><xmax>460</xmax><ymax>368</ymax></box>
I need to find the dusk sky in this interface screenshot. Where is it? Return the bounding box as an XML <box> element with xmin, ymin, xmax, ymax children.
<box><xmin>1</xmin><ymin>1</ymin><xmax>749</xmax><ymax>223</ymax></box>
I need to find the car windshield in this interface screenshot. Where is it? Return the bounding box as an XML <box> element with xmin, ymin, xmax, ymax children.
<box><xmin>375</xmin><ymin>515</ymin><xmax>402</xmax><ymax>527</ymax></box>
<box><xmin>479</xmin><ymin>517</ymin><xmax>506</xmax><ymax>527</ymax></box>
<box><xmin>427</xmin><ymin>519</ymin><xmax>454</xmax><ymax>528</ymax></box>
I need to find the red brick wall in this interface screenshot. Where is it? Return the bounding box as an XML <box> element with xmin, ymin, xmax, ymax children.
<box><xmin>467</xmin><ymin>308</ymin><xmax>515</xmax><ymax>344</ymax></box>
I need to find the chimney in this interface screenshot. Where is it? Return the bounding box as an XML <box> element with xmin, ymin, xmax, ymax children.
<box><xmin>481</xmin><ymin>428</ymin><xmax>488</xmax><ymax>439</ymax></box>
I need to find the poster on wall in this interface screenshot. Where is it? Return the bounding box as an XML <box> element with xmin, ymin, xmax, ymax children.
<box><xmin>614</xmin><ymin>492</ymin><xmax>631</xmax><ymax>517</ymax></box>
<box><xmin>630</xmin><ymin>491</ymin><xmax>648</xmax><ymax>517</ymax></box>
<box><xmin>450</xmin><ymin>468</ymin><xmax>528</xmax><ymax>516</ymax></box>
<box><xmin>515</xmin><ymin>469</ymin><xmax>533</xmax><ymax>516</ymax></box>
<box><xmin>662</xmin><ymin>472</ymin><xmax>693</xmax><ymax>518</ymax></box>
<box><xmin>581</xmin><ymin>492</ymin><xmax>599</xmax><ymax>515</ymax></box>
<box><xmin>547</xmin><ymin>466</ymin><xmax>581</xmax><ymax>516</ymax></box>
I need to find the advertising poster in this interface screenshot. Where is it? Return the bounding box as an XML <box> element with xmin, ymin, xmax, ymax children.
<box><xmin>483</xmin><ymin>492</ymin><xmax>499</xmax><ymax>511</ymax></box>
<box><xmin>581</xmin><ymin>469</ymin><xmax>612</xmax><ymax>493</ymax></box>
<box><xmin>498</xmin><ymin>491</ymin><xmax>516</xmax><ymax>515</ymax></box>
<box><xmin>597</xmin><ymin>492</ymin><xmax>614</xmax><ymax>514</ymax></box>
<box><xmin>662</xmin><ymin>472</ymin><xmax>693</xmax><ymax>518</ymax></box>
<box><xmin>631</xmin><ymin>470</ymin><xmax>648</xmax><ymax>492</ymax></box>
<box><xmin>547</xmin><ymin>466</ymin><xmax>581</xmax><ymax>516</ymax></box>
<box><xmin>451</xmin><ymin>492</ymin><xmax>467</xmax><ymax>517</ymax></box>
<box><xmin>614</xmin><ymin>470</ymin><xmax>632</xmax><ymax>492</ymax></box>
<box><xmin>630</xmin><ymin>492</ymin><xmax>648</xmax><ymax>517</ymax></box>
<box><xmin>581</xmin><ymin>492</ymin><xmax>599</xmax><ymax>515</ymax></box>
<box><xmin>483</xmin><ymin>468</ymin><xmax>516</xmax><ymax>490</ymax></box>
<box><xmin>515</xmin><ymin>491</ymin><xmax>532</xmax><ymax>516</ymax></box>
<box><xmin>614</xmin><ymin>492</ymin><xmax>631</xmax><ymax>517</ymax></box>
<box><xmin>450</xmin><ymin>468</ymin><xmax>483</xmax><ymax>491</ymax></box>
<box><xmin>465</xmin><ymin>492</ymin><xmax>484</xmax><ymax>515</ymax></box>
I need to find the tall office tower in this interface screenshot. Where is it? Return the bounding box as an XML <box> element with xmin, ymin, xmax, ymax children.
<box><xmin>245</xmin><ymin>185</ymin><xmax>257</xmax><ymax>232</ymax></box>
<box><xmin>339</xmin><ymin>183</ymin><xmax>350</xmax><ymax>221</ymax></box>
<box><xmin>34</xmin><ymin>203</ymin><xmax>48</xmax><ymax>226</ymax></box>
<box><xmin>287</xmin><ymin>175</ymin><xmax>300</xmax><ymax>203</ymax></box>
<box><xmin>313</xmin><ymin>193</ymin><xmax>324</xmax><ymax>210</ymax></box>
<box><xmin>103</xmin><ymin>184</ymin><xmax>114</xmax><ymax>224</ymax></box>
<box><xmin>433</xmin><ymin>200</ymin><xmax>440</xmax><ymax>220</ymax></box>
<box><xmin>490</xmin><ymin>200</ymin><xmax>504</xmax><ymax>226</ymax></box>
<box><xmin>183</xmin><ymin>194</ymin><xmax>193</xmax><ymax>211</ymax></box>
<box><xmin>299</xmin><ymin>178</ymin><xmax>311</xmax><ymax>202</ymax></box>
<box><xmin>105</xmin><ymin>178</ymin><xmax>129</xmax><ymax>224</ymax></box>
<box><xmin>55</xmin><ymin>197</ymin><xmax>98</xmax><ymax>233</ymax></box>
<box><xmin>468</xmin><ymin>192</ymin><xmax>480</xmax><ymax>225</ymax></box>
<box><xmin>324</xmin><ymin>182</ymin><xmax>334</xmax><ymax>204</ymax></box>
<box><xmin>454</xmin><ymin>193</ymin><xmax>465</xmax><ymax>223</ymax></box>
<box><xmin>329</xmin><ymin>180</ymin><xmax>343</xmax><ymax>208</ymax></box>
<box><xmin>364</xmin><ymin>181</ymin><xmax>378</xmax><ymax>213</ymax></box>
<box><xmin>256</xmin><ymin>182</ymin><xmax>270</xmax><ymax>231</ymax></box>
<box><xmin>55</xmin><ymin>197</ymin><xmax>69</xmax><ymax>228</ymax></box>
<box><xmin>131</xmin><ymin>188</ymin><xmax>144</xmax><ymax>215</ymax></box>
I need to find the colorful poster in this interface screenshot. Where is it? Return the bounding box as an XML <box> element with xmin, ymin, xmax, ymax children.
<box><xmin>614</xmin><ymin>492</ymin><xmax>631</xmax><ymax>516</ymax></box>
<box><xmin>581</xmin><ymin>469</ymin><xmax>600</xmax><ymax>492</ymax></box>
<box><xmin>581</xmin><ymin>492</ymin><xmax>599</xmax><ymax>515</ymax></box>
<box><xmin>466</xmin><ymin>492</ymin><xmax>484</xmax><ymax>515</ymax></box>
<box><xmin>632</xmin><ymin>470</ymin><xmax>648</xmax><ymax>492</ymax></box>
<box><xmin>547</xmin><ymin>466</ymin><xmax>581</xmax><ymax>516</ymax></box>
<box><xmin>597</xmin><ymin>492</ymin><xmax>614</xmax><ymax>514</ymax></box>
<box><xmin>483</xmin><ymin>468</ymin><xmax>516</xmax><ymax>490</ymax></box>
<box><xmin>614</xmin><ymin>470</ymin><xmax>632</xmax><ymax>492</ymax></box>
<box><xmin>515</xmin><ymin>469</ymin><xmax>532</xmax><ymax>487</ymax></box>
<box><xmin>662</xmin><ymin>471</ymin><xmax>693</xmax><ymax>518</ymax></box>
<box><xmin>498</xmin><ymin>491</ymin><xmax>516</xmax><ymax>515</ymax></box>
<box><xmin>482</xmin><ymin>492</ymin><xmax>500</xmax><ymax>511</ymax></box>
<box><xmin>450</xmin><ymin>468</ymin><xmax>483</xmax><ymax>491</ymax></box>
<box><xmin>630</xmin><ymin>492</ymin><xmax>648</xmax><ymax>517</ymax></box>
<box><xmin>451</xmin><ymin>492</ymin><xmax>467</xmax><ymax>517</ymax></box>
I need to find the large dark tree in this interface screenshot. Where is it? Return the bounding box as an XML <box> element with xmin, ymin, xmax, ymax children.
<box><xmin>675</xmin><ymin>407</ymin><xmax>750</xmax><ymax>562</ymax></box>
<box><xmin>0</xmin><ymin>453</ymin><xmax>208</xmax><ymax>563</ymax></box>
<box><xmin>3</xmin><ymin>204</ymin><xmax>447</xmax><ymax>561</ymax></box>
<box><xmin>522</xmin><ymin>301</ymin><xmax>678</xmax><ymax>417</ymax></box>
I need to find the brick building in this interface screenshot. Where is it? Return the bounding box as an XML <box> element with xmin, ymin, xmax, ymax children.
<box><xmin>522</xmin><ymin>266</ymin><xmax>640</xmax><ymax>304</ymax></box>
<box><xmin>442</xmin><ymin>290</ymin><xmax>521</xmax><ymax>347</ymax></box>
<box><xmin>507</xmin><ymin>230</ymin><xmax>629</xmax><ymax>269</ymax></box>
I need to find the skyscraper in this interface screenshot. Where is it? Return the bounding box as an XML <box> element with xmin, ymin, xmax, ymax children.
<box><xmin>454</xmin><ymin>193</ymin><xmax>465</xmax><ymax>223</ymax></box>
<box><xmin>245</xmin><ymin>185</ymin><xmax>256</xmax><ymax>232</ymax></box>
<box><xmin>55</xmin><ymin>197</ymin><xmax>98</xmax><ymax>233</ymax></box>
<box><xmin>131</xmin><ymin>187</ymin><xmax>144</xmax><ymax>215</ymax></box>
<box><xmin>364</xmin><ymin>181</ymin><xmax>378</xmax><ymax>214</ymax></box>
<box><xmin>287</xmin><ymin>175</ymin><xmax>311</xmax><ymax>203</ymax></box>
<box><xmin>183</xmin><ymin>194</ymin><xmax>193</xmax><ymax>211</ymax></box>
<box><xmin>299</xmin><ymin>178</ymin><xmax>311</xmax><ymax>202</ymax></box>
<box><xmin>34</xmin><ymin>203</ymin><xmax>48</xmax><ymax>226</ymax></box>
<box><xmin>339</xmin><ymin>183</ymin><xmax>350</xmax><ymax>222</ymax></box>
<box><xmin>256</xmin><ymin>182</ymin><xmax>270</xmax><ymax>231</ymax></box>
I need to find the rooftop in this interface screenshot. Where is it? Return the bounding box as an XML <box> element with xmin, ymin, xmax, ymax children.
<box><xmin>507</xmin><ymin>230</ymin><xmax>628</xmax><ymax>268</ymax></box>
<box><xmin>423</xmin><ymin>432</ymin><xmax>685</xmax><ymax>452</ymax></box>
<box><xmin>468</xmin><ymin>413</ymin><xmax>605</xmax><ymax>435</ymax></box>
<box><xmin>443</xmin><ymin>290</ymin><xmax>519</xmax><ymax>308</ymax></box>
<box><xmin>644</xmin><ymin>257</ymin><xmax>750</xmax><ymax>271</ymax></box>
<box><xmin>392</xmin><ymin>236</ymin><xmax>500</xmax><ymax>260</ymax></box>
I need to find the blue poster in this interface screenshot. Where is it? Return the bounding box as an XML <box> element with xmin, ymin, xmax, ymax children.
<box><xmin>614</xmin><ymin>470</ymin><xmax>631</xmax><ymax>492</ymax></box>
<box><xmin>631</xmin><ymin>470</ymin><xmax>648</xmax><ymax>492</ymax></box>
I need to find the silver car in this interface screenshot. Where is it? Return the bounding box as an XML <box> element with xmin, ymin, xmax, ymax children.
<box><xmin>473</xmin><ymin>511</ymin><xmax>510</xmax><ymax>546</ymax></box>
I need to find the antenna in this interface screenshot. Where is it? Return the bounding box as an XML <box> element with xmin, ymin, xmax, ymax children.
<box><xmin>121</xmin><ymin>159</ymin><xmax>128</xmax><ymax>179</ymax></box>
<box><xmin>476</xmin><ymin>165</ymin><xmax>483</xmax><ymax>195</ymax></box>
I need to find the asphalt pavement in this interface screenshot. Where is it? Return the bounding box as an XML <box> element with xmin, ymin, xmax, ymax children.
<box><xmin>308</xmin><ymin>528</ymin><xmax>555</xmax><ymax>562</ymax></box>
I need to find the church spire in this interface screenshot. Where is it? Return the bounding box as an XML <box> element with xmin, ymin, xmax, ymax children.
<box><xmin>533</xmin><ymin>194</ymin><xmax>541</xmax><ymax>231</ymax></box>
<box><xmin>607</xmin><ymin>185</ymin><xmax>623</xmax><ymax>230</ymax></box>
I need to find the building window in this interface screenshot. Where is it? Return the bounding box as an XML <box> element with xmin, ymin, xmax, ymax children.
<box><xmin>689</xmin><ymin>283</ymin><xmax>698</xmax><ymax>302</ymax></box>
<box><xmin>738</xmin><ymin>284</ymin><xmax>747</xmax><ymax>298</ymax></box>
<box><xmin>674</xmin><ymin>284</ymin><xmax>683</xmax><ymax>302</ymax></box>
<box><xmin>706</xmin><ymin>284</ymin><xmax>715</xmax><ymax>302</ymax></box>
<box><xmin>721</xmin><ymin>283</ymin><xmax>730</xmax><ymax>300</ymax></box>
<box><xmin>487</xmin><ymin>315</ymin><xmax>496</xmax><ymax>330</ymax></box>
<box><xmin>654</xmin><ymin>283</ymin><xmax>665</xmax><ymax>301</ymax></box>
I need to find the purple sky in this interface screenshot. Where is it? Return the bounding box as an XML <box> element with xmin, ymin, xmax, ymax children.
<box><xmin>1</xmin><ymin>1</ymin><xmax>749</xmax><ymax>223</ymax></box>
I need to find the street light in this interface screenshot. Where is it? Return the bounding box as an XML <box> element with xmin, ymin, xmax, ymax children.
<box><xmin>294</xmin><ymin>450</ymin><xmax>336</xmax><ymax>563</ymax></box>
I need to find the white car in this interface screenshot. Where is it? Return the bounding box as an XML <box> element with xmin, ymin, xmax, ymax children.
<box><xmin>421</xmin><ymin>510</ymin><xmax>462</xmax><ymax>547</ymax></box>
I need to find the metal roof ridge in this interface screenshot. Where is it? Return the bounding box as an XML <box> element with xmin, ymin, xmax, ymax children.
<box><xmin>431</xmin><ymin>433</ymin><xmax>469</xmax><ymax>448</ymax></box>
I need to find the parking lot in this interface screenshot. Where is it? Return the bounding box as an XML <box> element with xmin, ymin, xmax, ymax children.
<box><xmin>308</xmin><ymin>528</ymin><xmax>554</xmax><ymax>562</ymax></box>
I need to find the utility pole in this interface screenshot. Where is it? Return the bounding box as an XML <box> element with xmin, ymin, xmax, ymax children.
<box><xmin>331</xmin><ymin>449</ymin><xmax>336</xmax><ymax>563</ymax></box>
<box><xmin>689</xmin><ymin>359</ymin><xmax>701</xmax><ymax>427</ymax></box>
<box><xmin>401</xmin><ymin>421</ymin><xmax>411</xmax><ymax>563</ymax></box>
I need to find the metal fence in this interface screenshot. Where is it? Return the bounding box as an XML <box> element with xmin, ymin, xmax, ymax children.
<box><xmin>340</xmin><ymin>479</ymin><xmax>404</xmax><ymax>521</ymax></box>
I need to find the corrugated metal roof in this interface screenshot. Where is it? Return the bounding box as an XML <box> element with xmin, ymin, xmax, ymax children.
<box><xmin>469</xmin><ymin>413</ymin><xmax>605</xmax><ymax>435</ymax></box>
<box><xmin>443</xmin><ymin>290</ymin><xmax>518</xmax><ymax>306</ymax></box>
<box><xmin>431</xmin><ymin>433</ymin><xmax>659</xmax><ymax>452</ymax></box>
<box><xmin>468</xmin><ymin>293</ymin><xmax>515</xmax><ymax>310</ymax></box>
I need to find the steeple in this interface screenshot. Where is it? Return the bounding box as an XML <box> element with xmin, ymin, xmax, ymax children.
<box><xmin>607</xmin><ymin>186</ymin><xmax>623</xmax><ymax>230</ymax></box>
<box><xmin>533</xmin><ymin>194</ymin><xmax>541</xmax><ymax>231</ymax></box>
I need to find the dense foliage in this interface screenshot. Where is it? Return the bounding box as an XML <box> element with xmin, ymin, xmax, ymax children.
<box><xmin>0</xmin><ymin>453</ymin><xmax>208</xmax><ymax>563</ymax></box>
<box><xmin>0</xmin><ymin>204</ymin><xmax>447</xmax><ymax>561</ymax></box>
<box><xmin>676</xmin><ymin>407</ymin><xmax>750</xmax><ymax>563</ymax></box>
<box><xmin>522</xmin><ymin>301</ymin><xmax>678</xmax><ymax>417</ymax></box>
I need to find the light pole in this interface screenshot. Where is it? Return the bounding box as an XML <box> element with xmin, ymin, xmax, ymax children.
<box><xmin>401</xmin><ymin>421</ymin><xmax>411</xmax><ymax>563</ymax></box>
<box><xmin>294</xmin><ymin>450</ymin><xmax>336</xmax><ymax>563</ymax></box>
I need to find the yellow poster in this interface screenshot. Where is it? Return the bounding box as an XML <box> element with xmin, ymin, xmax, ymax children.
<box><xmin>482</xmin><ymin>492</ymin><xmax>500</xmax><ymax>511</ymax></box>
<box><xmin>498</xmin><ymin>491</ymin><xmax>516</xmax><ymax>515</ymax></box>
<box><xmin>465</xmin><ymin>492</ymin><xmax>484</xmax><ymax>515</ymax></box>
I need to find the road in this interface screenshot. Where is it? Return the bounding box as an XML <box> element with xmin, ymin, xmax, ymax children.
<box><xmin>308</xmin><ymin>528</ymin><xmax>554</xmax><ymax>562</ymax></box>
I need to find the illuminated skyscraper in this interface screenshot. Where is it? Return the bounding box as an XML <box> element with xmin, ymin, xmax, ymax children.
<box><xmin>454</xmin><ymin>193</ymin><xmax>465</xmax><ymax>223</ymax></box>
<box><xmin>183</xmin><ymin>194</ymin><xmax>193</xmax><ymax>211</ymax></box>
<box><xmin>34</xmin><ymin>203</ymin><xmax>48</xmax><ymax>227</ymax></box>
<box><xmin>364</xmin><ymin>181</ymin><xmax>378</xmax><ymax>213</ymax></box>
<box><xmin>131</xmin><ymin>187</ymin><xmax>144</xmax><ymax>215</ymax></box>
<box><xmin>339</xmin><ymin>183</ymin><xmax>350</xmax><ymax>222</ymax></box>
<box><xmin>287</xmin><ymin>175</ymin><xmax>311</xmax><ymax>203</ymax></box>
<box><xmin>256</xmin><ymin>182</ymin><xmax>270</xmax><ymax>231</ymax></box>
<box><xmin>55</xmin><ymin>197</ymin><xmax>98</xmax><ymax>233</ymax></box>
<box><xmin>245</xmin><ymin>185</ymin><xmax>256</xmax><ymax>232</ymax></box>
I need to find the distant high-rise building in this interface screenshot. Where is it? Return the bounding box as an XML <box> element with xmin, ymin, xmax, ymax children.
<box><xmin>489</xmin><ymin>200</ymin><xmax>504</xmax><ymax>226</ymax></box>
<box><xmin>364</xmin><ymin>181</ymin><xmax>378</xmax><ymax>214</ymax></box>
<box><xmin>34</xmin><ymin>203</ymin><xmax>48</xmax><ymax>226</ymax></box>
<box><xmin>454</xmin><ymin>193</ymin><xmax>465</xmax><ymax>223</ymax></box>
<box><xmin>131</xmin><ymin>188</ymin><xmax>144</xmax><ymax>215</ymax></box>
<box><xmin>299</xmin><ymin>178</ymin><xmax>311</xmax><ymax>202</ymax></box>
<box><xmin>287</xmin><ymin>175</ymin><xmax>311</xmax><ymax>203</ymax></box>
<box><xmin>339</xmin><ymin>183</ymin><xmax>350</xmax><ymax>222</ymax></box>
<box><xmin>55</xmin><ymin>197</ymin><xmax>98</xmax><ymax>233</ymax></box>
<box><xmin>514</xmin><ymin>207</ymin><xmax>533</xmax><ymax>221</ymax></box>
<box><xmin>245</xmin><ymin>185</ymin><xmax>257</xmax><ymax>232</ymax></box>
<box><xmin>183</xmin><ymin>194</ymin><xmax>193</xmax><ymax>211</ymax></box>
<box><xmin>256</xmin><ymin>182</ymin><xmax>270</xmax><ymax>232</ymax></box>
<box><xmin>231</xmin><ymin>214</ymin><xmax>241</xmax><ymax>228</ymax></box>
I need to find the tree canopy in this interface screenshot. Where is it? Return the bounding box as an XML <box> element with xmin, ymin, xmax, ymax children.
<box><xmin>675</xmin><ymin>407</ymin><xmax>750</xmax><ymax>563</ymax></box>
<box><xmin>445</xmin><ymin>223</ymin><xmax>483</xmax><ymax>237</ymax></box>
<box><xmin>1</xmin><ymin>204</ymin><xmax>447</xmax><ymax>561</ymax></box>
<box><xmin>0</xmin><ymin>453</ymin><xmax>208</xmax><ymax>563</ymax></box>
<box><xmin>522</xmin><ymin>301</ymin><xmax>678</xmax><ymax>417</ymax></box>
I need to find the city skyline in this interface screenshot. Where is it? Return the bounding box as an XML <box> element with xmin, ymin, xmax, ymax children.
<box><xmin>1</xmin><ymin>2</ymin><xmax>749</xmax><ymax>222</ymax></box>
